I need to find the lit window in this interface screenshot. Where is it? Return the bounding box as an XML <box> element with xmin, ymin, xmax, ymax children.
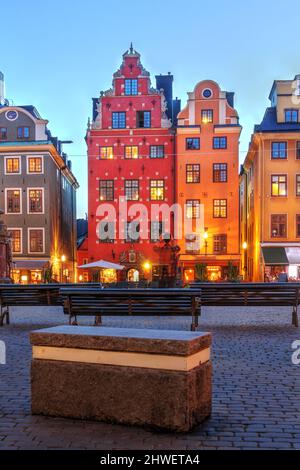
<box><xmin>150</xmin><ymin>180</ymin><xmax>164</xmax><ymax>200</ymax></box>
<box><xmin>213</xmin><ymin>137</ymin><xmax>227</xmax><ymax>149</ymax></box>
<box><xmin>29</xmin><ymin>229</ymin><xmax>44</xmax><ymax>253</ymax></box>
<box><xmin>99</xmin><ymin>147</ymin><xmax>113</xmax><ymax>159</ymax></box>
<box><xmin>202</xmin><ymin>109</ymin><xmax>213</xmax><ymax>123</ymax></box>
<box><xmin>28</xmin><ymin>189</ymin><xmax>43</xmax><ymax>213</ymax></box>
<box><xmin>186</xmin><ymin>200</ymin><xmax>200</xmax><ymax>219</ymax></box>
<box><xmin>186</xmin><ymin>164</ymin><xmax>200</xmax><ymax>183</ymax></box>
<box><xmin>5</xmin><ymin>157</ymin><xmax>20</xmax><ymax>174</ymax></box>
<box><xmin>271</xmin><ymin>175</ymin><xmax>287</xmax><ymax>197</ymax></box>
<box><xmin>125</xmin><ymin>79</ymin><xmax>138</xmax><ymax>95</ymax></box>
<box><xmin>285</xmin><ymin>109</ymin><xmax>298</xmax><ymax>123</ymax></box>
<box><xmin>10</xmin><ymin>229</ymin><xmax>22</xmax><ymax>253</ymax></box>
<box><xmin>28</xmin><ymin>157</ymin><xmax>43</xmax><ymax>173</ymax></box>
<box><xmin>99</xmin><ymin>180</ymin><xmax>114</xmax><ymax>201</ymax></box>
<box><xmin>296</xmin><ymin>175</ymin><xmax>300</xmax><ymax>196</ymax></box>
<box><xmin>186</xmin><ymin>138</ymin><xmax>200</xmax><ymax>150</ymax></box>
<box><xmin>213</xmin><ymin>199</ymin><xmax>227</xmax><ymax>218</ymax></box>
<box><xmin>125</xmin><ymin>146</ymin><xmax>138</xmax><ymax>159</ymax></box>
<box><xmin>125</xmin><ymin>180</ymin><xmax>139</xmax><ymax>200</ymax></box>
<box><xmin>112</xmin><ymin>112</ymin><xmax>126</xmax><ymax>129</ymax></box>
<box><xmin>271</xmin><ymin>142</ymin><xmax>287</xmax><ymax>159</ymax></box>
<box><xmin>213</xmin><ymin>234</ymin><xmax>227</xmax><ymax>254</ymax></box>
<box><xmin>150</xmin><ymin>145</ymin><xmax>164</xmax><ymax>158</ymax></box>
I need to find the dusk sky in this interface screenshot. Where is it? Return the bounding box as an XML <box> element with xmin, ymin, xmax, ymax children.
<box><xmin>1</xmin><ymin>0</ymin><xmax>299</xmax><ymax>217</ymax></box>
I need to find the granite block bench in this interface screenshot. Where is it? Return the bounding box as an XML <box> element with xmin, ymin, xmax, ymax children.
<box><xmin>30</xmin><ymin>326</ymin><xmax>212</xmax><ymax>432</ymax></box>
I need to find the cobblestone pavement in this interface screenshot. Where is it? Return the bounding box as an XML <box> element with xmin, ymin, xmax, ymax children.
<box><xmin>0</xmin><ymin>306</ymin><xmax>300</xmax><ymax>450</ymax></box>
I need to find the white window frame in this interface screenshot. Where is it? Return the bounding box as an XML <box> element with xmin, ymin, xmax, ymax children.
<box><xmin>4</xmin><ymin>156</ymin><xmax>21</xmax><ymax>175</ymax></box>
<box><xmin>28</xmin><ymin>227</ymin><xmax>45</xmax><ymax>254</ymax></box>
<box><xmin>27</xmin><ymin>188</ymin><xmax>44</xmax><ymax>214</ymax></box>
<box><xmin>26</xmin><ymin>155</ymin><xmax>44</xmax><ymax>174</ymax></box>
<box><xmin>8</xmin><ymin>227</ymin><xmax>23</xmax><ymax>254</ymax></box>
<box><xmin>5</xmin><ymin>188</ymin><xmax>22</xmax><ymax>215</ymax></box>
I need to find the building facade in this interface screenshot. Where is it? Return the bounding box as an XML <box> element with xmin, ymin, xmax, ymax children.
<box><xmin>176</xmin><ymin>80</ymin><xmax>241</xmax><ymax>282</ymax></box>
<box><xmin>241</xmin><ymin>75</ymin><xmax>300</xmax><ymax>281</ymax></box>
<box><xmin>0</xmin><ymin>75</ymin><xmax>79</xmax><ymax>283</ymax></box>
<box><xmin>86</xmin><ymin>46</ymin><xmax>180</xmax><ymax>283</ymax></box>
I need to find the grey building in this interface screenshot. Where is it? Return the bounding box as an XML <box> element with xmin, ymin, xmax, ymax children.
<box><xmin>0</xmin><ymin>73</ymin><xmax>79</xmax><ymax>283</ymax></box>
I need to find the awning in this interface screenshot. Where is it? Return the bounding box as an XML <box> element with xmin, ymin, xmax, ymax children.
<box><xmin>12</xmin><ymin>260</ymin><xmax>48</xmax><ymax>270</ymax></box>
<box><xmin>261</xmin><ymin>247</ymin><xmax>289</xmax><ymax>265</ymax></box>
<box><xmin>285</xmin><ymin>247</ymin><xmax>300</xmax><ymax>265</ymax></box>
<box><xmin>78</xmin><ymin>260</ymin><xmax>125</xmax><ymax>270</ymax></box>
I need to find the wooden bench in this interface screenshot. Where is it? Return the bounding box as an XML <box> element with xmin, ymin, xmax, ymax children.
<box><xmin>187</xmin><ymin>282</ymin><xmax>300</xmax><ymax>327</ymax></box>
<box><xmin>60</xmin><ymin>288</ymin><xmax>202</xmax><ymax>331</ymax></box>
<box><xmin>0</xmin><ymin>283</ymin><xmax>100</xmax><ymax>326</ymax></box>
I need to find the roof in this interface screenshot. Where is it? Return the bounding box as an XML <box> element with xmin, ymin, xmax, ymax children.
<box><xmin>254</xmin><ymin>107</ymin><xmax>300</xmax><ymax>133</ymax></box>
<box><xmin>19</xmin><ymin>105</ymin><xmax>42</xmax><ymax>119</ymax></box>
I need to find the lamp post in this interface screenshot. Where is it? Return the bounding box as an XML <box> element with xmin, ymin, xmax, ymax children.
<box><xmin>61</xmin><ymin>254</ymin><xmax>66</xmax><ymax>283</ymax></box>
<box><xmin>204</xmin><ymin>227</ymin><xmax>208</xmax><ymax>256</ymax></box>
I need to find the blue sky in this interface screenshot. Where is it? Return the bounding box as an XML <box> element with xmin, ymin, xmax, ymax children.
<box><xmin>1</xmin><ymin>0</ymin><xmax>299</xmax><ymax>217</ymax></box>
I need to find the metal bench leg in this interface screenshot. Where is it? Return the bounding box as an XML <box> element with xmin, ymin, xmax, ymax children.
<box><xmin>0</xmin><ymin>307</ymin><xmax>9</xmax><ymax>327</ymax></box>
<box><xmin>292</xmin><ymin>307</ymin><xmax>299</xmax><ymax>327</ymax></box>
<box><xmin>94</xmin><ymin>315</ymin><xmax>102</xmax><ymax>326</ymax></box>
<box><xmin>69</xmin><ymin>314</ymin><xmax>78</xmax><ymax>326</ymax></box>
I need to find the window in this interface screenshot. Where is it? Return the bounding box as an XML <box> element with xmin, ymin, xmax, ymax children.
<box><xmin>125</xmin><ymin>146</ymin><xmax>138</xmax><ymax>159</ymax></box>
<box><xmin>296</xmin><ymin>175</ymin><xmax>300</xmax><ymax>196</ymax></box>
<box><xmin>186</xmin><ymin>200</ymin><xmax>200</xmax><ymax>219</ymax></box>
<box><xmin>213</xmin><ymin>234</ymin><xmax>227</xmax><ymax>254</ymax></box>
<box><xmin>125</xmin><ymin>221</ymin><xmax>140</xmax><ymax>243</ymax></box>
<box><xmin>271</xmin><ymin>214</ymin><xmax>287</xmax><ymax>238</ymax></box>
<box><xmin>28</xmin><ymin>189</ymin><xmax>43</xmax><ymax>213</ymax></box>
<box><xmin>213</xmin><ymin>163</ymin><xmax>227</xmax><ymax>182</ymax></box>
<box><xmin>186</xmin><ymin>138</ymin><xmax>200</xmax><ymax>150</ymax></box>
<box><xmin>6</xmin><ymin>189</ymin><xmax>21</xmax><ymax>213</ymax></box>
<box><xmin>125</xmin><ymin>180</ymin><xmax>139</xmax><ymax>200</ymax></box>
<box><xmin>202</xmin><ymin>109</ymin><xmax>213</xmax><ymax>123</ymax></box>
<box><xmin>186</xmin><ymin>164</ymin><xmax>200</xmax><ymax>183</ymax></box>
<box><xmin>28</xmin><ymin>228</ymin><xmax>44</xmax><ymax>253</ymax></box>
<box><xmin>10</xmin><ymin>229</ymin><xmax>22</xmax><ymax>253</ymax></box>
<box><xmin>99</xmin><ymin>180</ymin><xmax>114</xmax><ymax>201</ymax></box>
<box><xmin>297</xmin><ymin>142</ymin><xmax>300</xmax><ymax>159</ymax></box>
<box><xmin>285</xmin><ymin>109</ymin><xmax>298</xmax><ymax>123</ymax></box>
<box><xmin>271</xmin><ymin>175</ymin><xmax>287</xmax><ymax>197</ymax></box>
<box><xmin>150</xmin><ymin>180</ymin><xmax>164</xmax><ymax>200</ymax></box>
<box><xmin>0</xmin><ymin>127</ymin><xmax>7</xmax><ymax>140</ymax></box>
<box><xmin>99</xmin><ymin>146</ymin><xmax>113</xmax><ymax>159</ymax></box>
<box><xmin>150</xmin><ymin>221</ymin><xmax>164</xmax><ymax>242</ymax></box>
<box><xmin>27</xmin><ymin>156</ymin><xmax>43</xmax><ymax>173</ymax></box>
<box><xmin>5</xmin><ymin>157</ymin><xmax>20</xmax><ymax>174</ymax></box>
<box><xmin>213</xmin><ymin>137</ymin><xmax>227</xmax><ymax>149</ymax></box>
<box><xmin>213</xmin><ymin>199</ymin><xmax>227</xmax><ymax>218</ymax></box>
<box><xmin>17</xmin><ymin>127</ymin><xmax>30</xmax><ymax>139</ymax></box>
<box><xmin>98</xmin><ymin>221</ymin><xmax>115</xmax><ymax>243</ymax></box>
<box><xmin>124</xmin><ymin>79</ymin><xmax>138</xmax><ymax>95</ymax></box>
<box><xmin>150</xmin><ymin>145</ymin><xmax>164</xmax><ymax>159</ymax></box>
<box><xmin>271</xmin><ymin>142</ymin><xmax>287</xmax><ymax>159</ymax></box>
<box><xmin>297</xmin><ymin>215</ymin><xmax>300</xmax><ymax>238</ymax></box>
<box><xmin>112</xmin><ymin>112</ymin><xmax>126</xmax><ymax>129</ymax></box>
<box><xmin>136</xmin><ymin>111</ymin><xmax>151</xmax><ymax>128</ymax></box>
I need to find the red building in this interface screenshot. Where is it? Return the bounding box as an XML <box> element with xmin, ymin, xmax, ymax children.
<box><xmin>85</xmin><ymin>46</ymin><xmax>180</xmax><ymax>283</ymax></box>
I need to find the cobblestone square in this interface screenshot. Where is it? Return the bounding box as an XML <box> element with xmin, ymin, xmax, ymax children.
<box><xmin>0</xmin><ymin>306</ymin><xmax>300</xmax><ymax>450</ymax></box>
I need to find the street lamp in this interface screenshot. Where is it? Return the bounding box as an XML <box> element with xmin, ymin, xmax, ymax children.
<box><xmin>61</xmin><ymin>255</ymin><xmax>66</xmax><ymax>283</ymax></box>
<box><xmin>242</xmin><ymin>241</ymin><xmax>248</xmax><ymax>250</ymax></box>
<box><xmin>204</xmin><ymin>227</ymin><xmax>208</xmax><ymax>256</ymax></box>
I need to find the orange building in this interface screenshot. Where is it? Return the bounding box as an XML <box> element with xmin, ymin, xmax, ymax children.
<box><xmin>176</xmin><ymin>80</ymin><xmax>241</xmax><ymax>282</ymax></box>
<box><xmin>241</xmin><ymin>75</ymin><xmax>300</xmax><ymax>281</ymax></box>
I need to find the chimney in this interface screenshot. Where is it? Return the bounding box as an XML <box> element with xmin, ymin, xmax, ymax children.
<box><xmin>0</xmin><ymin>72</ymin><xmax>5</xmax><ymax>105</ymax></box>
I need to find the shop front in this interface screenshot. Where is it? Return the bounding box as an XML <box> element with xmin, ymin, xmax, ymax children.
<box><xmin>262</xmin><ymin>246</ymin><xmax>300</xmax><ymax>281</ymax></box>
<box><xmin>11</xmin><ymin>260</ymin><xmax>48</xmax><ymax>284</ymax></box>
<box><xmin>179</xmin><ymin>255</ymin><xmax>240</xmax><ymax>283</ymax></box>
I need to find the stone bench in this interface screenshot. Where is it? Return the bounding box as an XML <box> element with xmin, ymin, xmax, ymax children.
<box><xmin>30</xmin><ymin>326</ymin><xmax>212</xmax><ymax>432</ymax></box>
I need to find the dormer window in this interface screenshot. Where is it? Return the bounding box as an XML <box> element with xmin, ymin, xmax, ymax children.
<box><xmin>0</xmin><ymin>127</ymin><xmax>7</xmax><ymax>140</ymax></box>
<box><xmin>285</xmin><ymin>109</ymin><xmax>298</xmax><ymax>123</ymax></box>
<box><xmin>125</xmin><ymin>79</ymin><xmax>138</xmax><ymax>95</ymax></box>
<box><xmin>17</xmin><ymin>126</ymin><xmax>30</xmax><ymax>139</ymax></box>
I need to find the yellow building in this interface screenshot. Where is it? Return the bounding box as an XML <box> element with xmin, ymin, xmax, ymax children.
<box><xmin>241</xmin><ymin>75</ymin><xmax>300</xmax><ymax>281</ymax></box>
